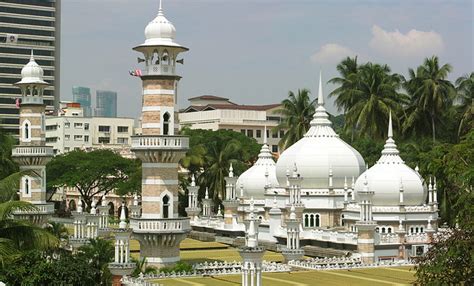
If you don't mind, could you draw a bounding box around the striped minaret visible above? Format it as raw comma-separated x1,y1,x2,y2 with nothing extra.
11,51,54,223
129,1,190,268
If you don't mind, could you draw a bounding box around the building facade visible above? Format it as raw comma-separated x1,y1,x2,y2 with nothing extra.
0,0,60,134
72,86,92,117
179,95,284,153
95,90,117,118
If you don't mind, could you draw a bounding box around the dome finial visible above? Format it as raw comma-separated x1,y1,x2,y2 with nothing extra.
119,202,127,229
191,173,196,186
229,163,234,177
205,187,209,199
30,49,35,62
158,0,164,15
388,110,393,138
318,70,324,106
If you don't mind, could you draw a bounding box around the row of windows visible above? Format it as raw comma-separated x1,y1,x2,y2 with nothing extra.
0,88,53,96
0,77,55,85
0,26,55,37
0,47,55,57
240,128,285,139
0,67,54,76
0,57,54,66
1,6,55,17
98,125,129,133
2,0,55,8
0,16,55,27
303,213,321,228
97,137,129,144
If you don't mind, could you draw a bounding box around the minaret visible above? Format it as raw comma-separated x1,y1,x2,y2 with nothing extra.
223,164,239,229
202,187,214,218
185,174,201,221
130,1,190,268
282,205,305,262
11,51,54,224
239,198,265,286
109,204,135,286
286,163,304,217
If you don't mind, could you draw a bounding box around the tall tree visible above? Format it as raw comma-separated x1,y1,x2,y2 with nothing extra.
47,149,141,210
274,89,315,150
0,132,18,180
403,56,455,142
343,63,407,139
455,72,473,137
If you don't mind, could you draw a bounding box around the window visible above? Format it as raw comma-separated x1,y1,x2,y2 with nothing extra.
23,121,30,140
117,138,128,144
247,129,254,137
98,125,110,132
266,129,270,139
64,147,70,152
272,131,278,138
117,126,129,133
65,122,70,128
272,145,278,153
162,195,170,218
46,137,57,143
256,130,262,138
163,113,170,135
98,137,110,144
84,136,89,142
46,125,57,131
84,123,89,130
74,123,83,128
303,213,321,228
24,177,29,195
74,135,82,141
279,130,285,138
65,135,70,140
241,129,246,134
72,113,79,116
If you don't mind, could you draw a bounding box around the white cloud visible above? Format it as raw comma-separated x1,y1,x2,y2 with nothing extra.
310,43,357,64
369,25,444,58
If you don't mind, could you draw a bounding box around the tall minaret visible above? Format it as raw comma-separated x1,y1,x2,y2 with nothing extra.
130,1,190,268
11,51,54,223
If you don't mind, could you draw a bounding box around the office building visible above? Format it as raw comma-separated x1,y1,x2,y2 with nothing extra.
72,86,92,117
0,0,61,134
95,90,117,117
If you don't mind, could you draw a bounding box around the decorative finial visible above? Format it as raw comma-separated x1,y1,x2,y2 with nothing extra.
415,165,419,173
433,177,437,190
290,204,296,220
158,0,163,15
318,70,324,106
133,193,139,206
191,174,196,187
363,174,369,192
205,187,209,199
429,176,433,191
273,196,277,208
399,178,404,191
77,198,83,213
344,176,348,189
101,198,106,207
286,166,290,177
263,126,267,145
388,110,393,138
292,163,298,177
217,205,222,217
90,199,96,214
30,50,35,61
351,176,355,189
229,163,234,177
119,202,127,229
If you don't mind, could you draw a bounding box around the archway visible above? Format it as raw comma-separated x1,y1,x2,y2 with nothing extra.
108,202,115,216
69,200,76,211
117,204,129,219
162,195,170,218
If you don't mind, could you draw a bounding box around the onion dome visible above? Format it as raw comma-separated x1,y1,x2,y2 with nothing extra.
355,112,426,205
142,1,181,47
275,72,365,189
15,51,48,86
236,127,278,199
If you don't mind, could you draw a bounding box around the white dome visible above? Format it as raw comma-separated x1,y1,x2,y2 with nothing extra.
16,51,48,85
355,113,426,206
237,140,278,199
144,5,177,45
275,74,365,189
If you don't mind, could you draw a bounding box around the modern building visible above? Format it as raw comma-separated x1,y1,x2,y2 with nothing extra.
179,95,284,153
95,90,117,118
72,86,92,117
0,0,61,134
45,103,135,155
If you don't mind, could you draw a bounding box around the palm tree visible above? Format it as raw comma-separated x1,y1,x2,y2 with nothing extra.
131,257,157,277
77,238,114,285
403,56,455,142
0,131,17,180
344,63,407,139
455,72,473,137
0,201,58,265
274,89,315,150
46,221,68,240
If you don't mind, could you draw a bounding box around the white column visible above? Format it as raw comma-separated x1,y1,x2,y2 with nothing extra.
115,240,119,263
256,265,262,286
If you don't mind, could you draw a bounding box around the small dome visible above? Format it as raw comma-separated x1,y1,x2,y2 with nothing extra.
144,5,176,45
355,112,426,205
275,73,365,188
237,134,278,199
16,51,48,85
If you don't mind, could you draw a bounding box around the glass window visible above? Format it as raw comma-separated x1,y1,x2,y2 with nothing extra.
117,138,128,144
272,131,278,138
256,130,262,138
98,125,110,132
98,137,110,144
247,129,253,137
65,135,70,140
84,123,89,130
84,136,89,142
74,135,82,141
240,129,245,134
117,126,129,133
65,122,70,128
74,123,83,128
279,130,285,138
272,145,278,153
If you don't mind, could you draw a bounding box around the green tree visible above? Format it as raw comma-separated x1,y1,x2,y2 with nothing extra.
455,72,473,137
0,132,18,180
47,149,141,210
403,56,455,142
77,238,114,285
46,221,68,240
131,257,157,277
274,89,315,150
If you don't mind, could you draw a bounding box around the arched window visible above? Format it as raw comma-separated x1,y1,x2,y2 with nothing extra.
315,214,320,227
415,227,419,233
69,200,76,211
304,214,309,227
388,227,392,233
24,177,29,195
309,214,314,227
381,227,386,234
341,214,345,226
420,227,424,233
153,49,159,65
163,112,170,135
162,50,169,65
108,202,115,216
23,121,30,140
162,195,170,218
410,227,414,234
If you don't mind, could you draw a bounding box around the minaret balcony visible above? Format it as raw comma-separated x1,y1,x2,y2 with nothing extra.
142,64,176,76
130,217,190,234
131,135,188,151
12,146,54,157
21,96,44,105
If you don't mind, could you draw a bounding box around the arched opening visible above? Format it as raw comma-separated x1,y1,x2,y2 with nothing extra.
153,49,159,65
388,227,392,233
163,112,170,135
420,227,424,233
410,227,414,234
162,195,170,218
315,214,320,227
309,214,315,227
69,200,76,211
304,214,309,227
162,50,169,65
24,121,30,140
108,202,115,216
381,227,386,234
341,214,345,226
24,177,29,195
415,227,419,233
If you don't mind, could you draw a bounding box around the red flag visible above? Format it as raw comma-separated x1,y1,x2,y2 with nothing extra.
15,98,20,108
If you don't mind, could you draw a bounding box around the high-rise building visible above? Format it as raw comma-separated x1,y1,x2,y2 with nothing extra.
0,0,61,134
95,90,117,117
72,86,92,117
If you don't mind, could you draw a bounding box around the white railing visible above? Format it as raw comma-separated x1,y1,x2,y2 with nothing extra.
130,217,191,233
405,233,428,243
131,136,189,149
12,146,54,156
404,206,432,212
13,203,54,214
301,228,358,245
143,64,176,76
376,233,399,244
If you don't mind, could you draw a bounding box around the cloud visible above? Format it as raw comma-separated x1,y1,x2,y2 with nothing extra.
369,25,444,58
310,43,357,64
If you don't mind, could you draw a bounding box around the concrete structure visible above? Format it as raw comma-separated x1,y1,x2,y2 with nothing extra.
95,90,117,117
0,0,60,134
129,1,191,268
72,86,92,117
11,51,54,223
190,72,439,263
179,96,284,153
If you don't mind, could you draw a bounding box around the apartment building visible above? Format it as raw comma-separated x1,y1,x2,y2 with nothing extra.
178,95,285,153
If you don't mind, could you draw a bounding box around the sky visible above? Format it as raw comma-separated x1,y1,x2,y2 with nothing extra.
60,0,473,118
